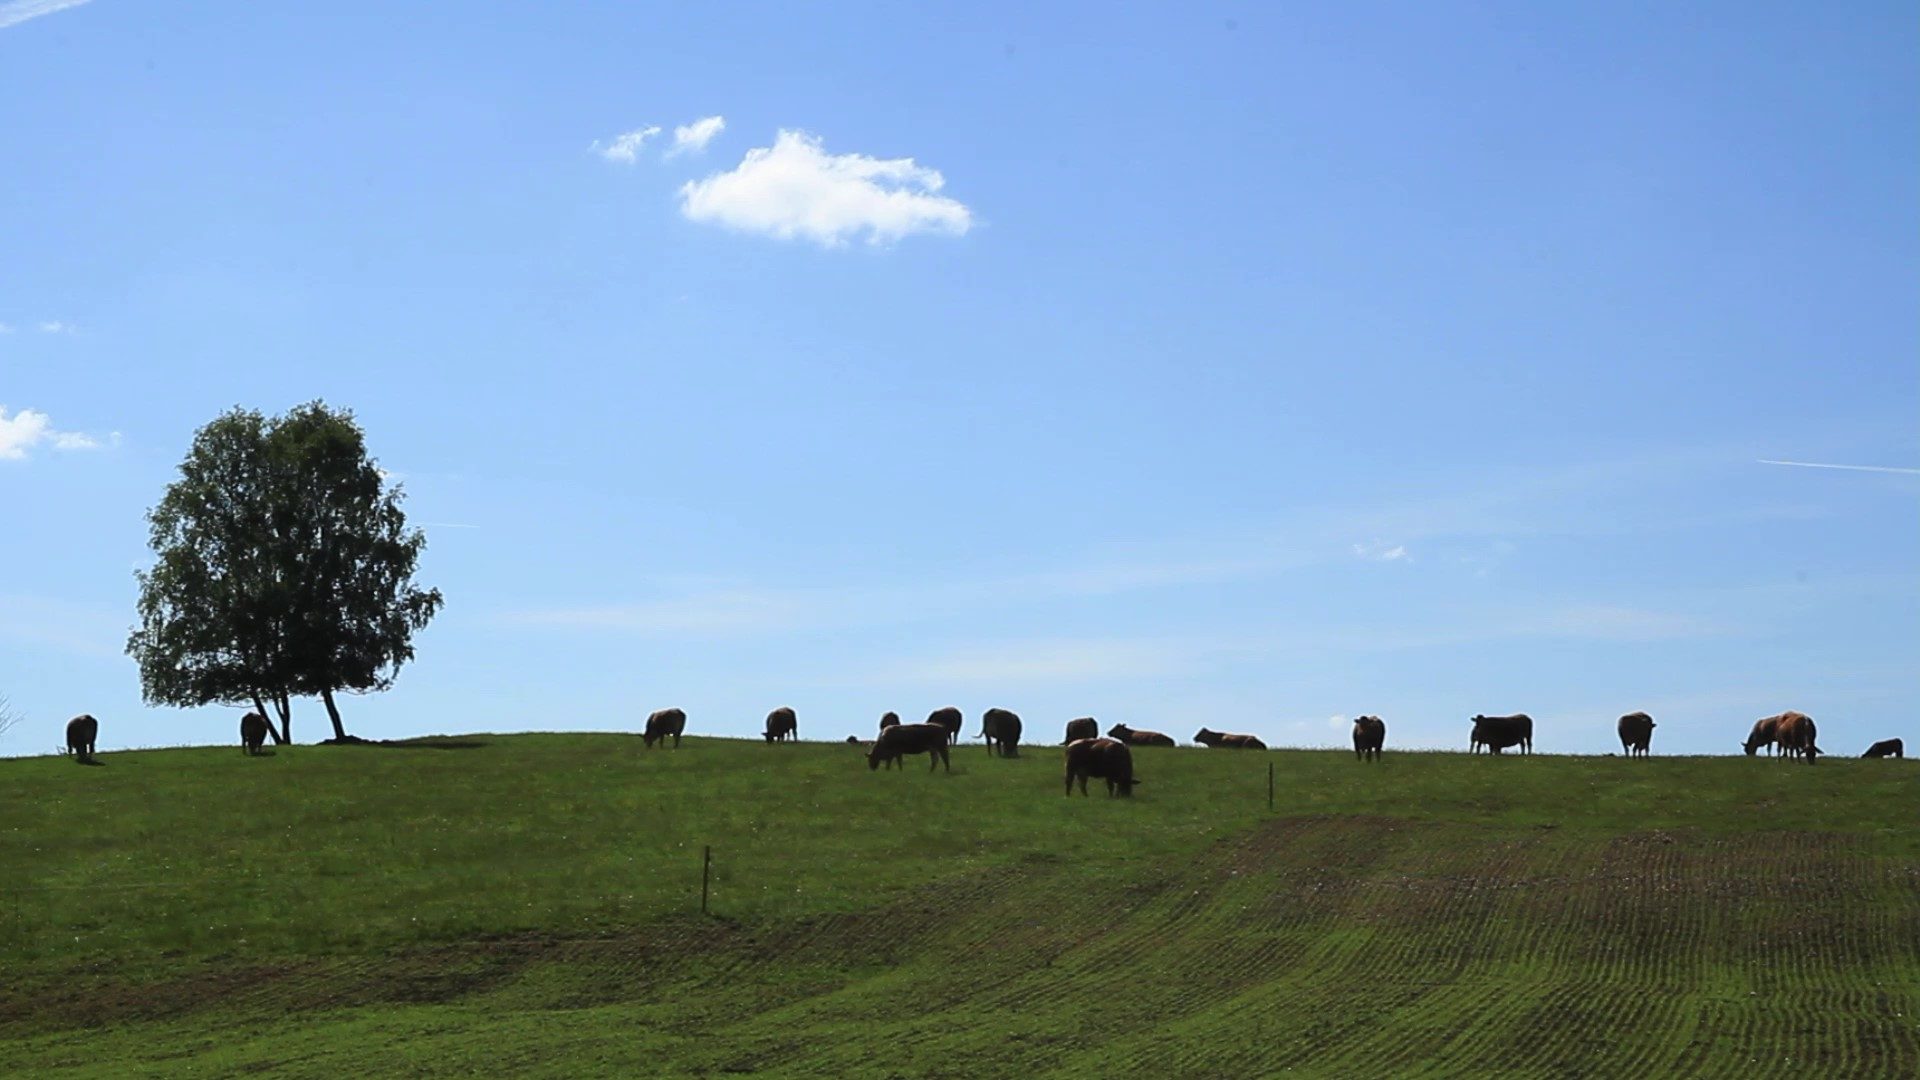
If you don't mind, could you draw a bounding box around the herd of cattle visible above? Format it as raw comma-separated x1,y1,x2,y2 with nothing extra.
52,708,1907,788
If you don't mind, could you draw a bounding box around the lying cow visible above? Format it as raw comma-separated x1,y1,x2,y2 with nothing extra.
868,723,951,773
241,711,271,756
764,706,798,744
64,715,98,763
1617,711,1655,757
1775,711,1819,764
1470,713,1533,755
1863,738,1905,759
1107,723,1175,748
644,707,687,749
980,707,1023,757
1064,717,1098,745
926,706,963,745
1193,728,1265,750
1065,737,1138,797
1352,716,1386,762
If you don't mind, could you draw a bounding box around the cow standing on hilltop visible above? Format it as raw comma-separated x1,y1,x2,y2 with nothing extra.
1063,717,1099,745
1617,712,1656,757
1107,723,1175,748
1065,738,1138,796
644,707,687,750
980,708,1023,757
64,715,98,763
1352,716,1386,762
1742,714,1783,756
1193,728,1265,750
868,723,951,773
1775,712,1819,764
926,706,963,745
764,707,798,744
1863,739,1904,759
241,711,271,756
1470,714,1533,755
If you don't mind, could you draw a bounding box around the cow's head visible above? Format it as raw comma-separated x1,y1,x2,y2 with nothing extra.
1193,728,1214,742
1107,724,1132,739
1742,741,1758,755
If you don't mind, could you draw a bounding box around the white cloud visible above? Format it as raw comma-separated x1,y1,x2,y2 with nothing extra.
594,125,662,164
678,129,973,247
859,639,1194,686
668,115,725,156
0,322,13,333
0,0,90,31
1353,540,1410,562
0,407,109,460
37,321,72,334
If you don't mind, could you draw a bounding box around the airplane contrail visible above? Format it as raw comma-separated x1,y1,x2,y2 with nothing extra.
0,0,93,31
1758,460,1920,476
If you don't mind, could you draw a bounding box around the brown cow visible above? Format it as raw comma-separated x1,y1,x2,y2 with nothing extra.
879,711,901,732
64,715,98,763
868,723,950,773
980,708,1023,757
1064,717,1098,745
1193,728,1266,750
763,706,798,744
1065,737,1138,796
926,706,963,744
1863,739,1905,759
1470,714,1533,755
1775,711,1819,764
240,711,271,755
1107,723,1175,748
1352,716,1386,762
1617,711,1655,758
1742,714,1783,756
644,707,687,749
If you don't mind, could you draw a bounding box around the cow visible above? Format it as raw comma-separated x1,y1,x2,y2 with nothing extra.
1352,716,1386,762
1193,728,1266,750
1617,711,1656,758
844,735,862,745
1863,739,1905,759
879,711,902,732
240,711,271,756
1064,717,1099,745
980,708,1023,757
644,707,687,750
868,723,950,773
926,706,963,745
1742,714,1783,756
1065,737,1138,797
1107,723,1176,748
64,715,98,763
1775,711,1819,764
763,706,798,744
1470,714,1533,755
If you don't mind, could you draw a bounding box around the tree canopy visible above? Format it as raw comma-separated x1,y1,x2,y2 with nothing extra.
128,402,442,742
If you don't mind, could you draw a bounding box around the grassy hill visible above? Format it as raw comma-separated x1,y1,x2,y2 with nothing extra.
2,734,1916,1077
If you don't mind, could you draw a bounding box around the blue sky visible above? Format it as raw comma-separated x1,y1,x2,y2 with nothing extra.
2,1,1915,757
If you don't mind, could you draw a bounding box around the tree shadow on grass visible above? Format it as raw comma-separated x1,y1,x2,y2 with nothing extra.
316,735,488,751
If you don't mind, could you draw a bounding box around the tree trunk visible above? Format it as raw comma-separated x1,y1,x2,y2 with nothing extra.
251,692,289,745
321,687,348,741
274,693,293,745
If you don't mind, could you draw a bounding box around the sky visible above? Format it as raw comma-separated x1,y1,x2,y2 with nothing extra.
2,1,1915,758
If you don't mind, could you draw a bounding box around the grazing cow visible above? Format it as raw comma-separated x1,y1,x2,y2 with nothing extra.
240,711,271,756
1775,711,1819,764
868,723,951,773
879,711,901,732
64,715,98,763
980,708,1023,757
1863,739,1905,759
1064,737,1138,797
763,706,798,744
1106,723,1176,748
844,735,861,745
926,706,963,745
1470,714,1533,755
1742,714,1784,757
1193,728,1266,750
1352,716,1386,762
1064,717,1099,745
644,707,687,750
1617,711,1656,758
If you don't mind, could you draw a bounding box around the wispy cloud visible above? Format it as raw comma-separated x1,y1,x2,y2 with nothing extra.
0,322,13,334
0,0,90,31
679,129,972,247
37,321,72,334
1758,459,1920,476
509,589,814,636
1352,540,1410,562
593,125,662,164
851,639,1197,686
667,115,725,156
0,594,123,657
0,407,111,460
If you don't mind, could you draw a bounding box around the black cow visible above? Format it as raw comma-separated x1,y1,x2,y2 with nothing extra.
1107,723,1175,748
1617,711,1655,757
869,723,951,773
1064,717,1099,745
64,715,98,763
926,706,963,745
644,707,687,749
1065,738,1138,797
1193,728,1266,750
240,711,271,755
1470,713,1533,755
1352,716,1386,762
879,711,902,732
980,708,1023,757
1863,739,1905,759
764,706,798,744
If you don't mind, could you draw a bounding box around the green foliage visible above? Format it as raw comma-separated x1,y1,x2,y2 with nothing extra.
2,739,1916,1076
126,402,442,738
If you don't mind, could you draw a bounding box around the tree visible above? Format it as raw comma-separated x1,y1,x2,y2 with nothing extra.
0,694,21,742
128,402,442,742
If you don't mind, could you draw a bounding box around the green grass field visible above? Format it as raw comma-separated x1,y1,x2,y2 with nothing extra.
3,734,1916,1077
